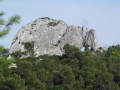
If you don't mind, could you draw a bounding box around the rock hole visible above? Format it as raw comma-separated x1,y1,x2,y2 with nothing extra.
81,47,85,51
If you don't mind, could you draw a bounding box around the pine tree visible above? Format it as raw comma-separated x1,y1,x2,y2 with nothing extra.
0,1,21,89
0,12,20,38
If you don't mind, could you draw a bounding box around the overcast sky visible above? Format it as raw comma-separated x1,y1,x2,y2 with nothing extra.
0,0,120,48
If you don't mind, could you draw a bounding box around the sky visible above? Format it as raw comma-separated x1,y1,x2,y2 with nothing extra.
0,0,120,48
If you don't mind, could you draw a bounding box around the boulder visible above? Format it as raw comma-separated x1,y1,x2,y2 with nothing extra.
9,17,98,56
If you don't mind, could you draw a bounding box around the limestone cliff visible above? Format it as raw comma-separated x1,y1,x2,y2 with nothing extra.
9,17,98,56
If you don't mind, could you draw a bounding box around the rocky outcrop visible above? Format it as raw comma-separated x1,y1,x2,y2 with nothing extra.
9,17,98,56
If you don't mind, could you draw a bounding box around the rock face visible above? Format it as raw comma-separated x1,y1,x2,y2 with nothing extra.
9,17,98,56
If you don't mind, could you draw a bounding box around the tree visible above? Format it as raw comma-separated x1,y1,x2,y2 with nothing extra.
0,0,20,56
0,0,20,53
23,42,35,57
0,12,20,38
0,1,21,89
106,45,120,87
0,11,20,55
4,74,27,90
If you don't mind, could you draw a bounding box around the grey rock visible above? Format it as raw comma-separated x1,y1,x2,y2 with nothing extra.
9,17,98,56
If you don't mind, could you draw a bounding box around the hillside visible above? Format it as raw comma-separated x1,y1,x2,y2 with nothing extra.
0,44,120,90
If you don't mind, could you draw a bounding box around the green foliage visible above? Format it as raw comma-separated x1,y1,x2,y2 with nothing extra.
0,47,9,58
0,3,119,89
0,45,4,53
2,44,119,90
0,1,21,89
105,45,120,87
0,11,20,38
6,15,20,26
0,57,16,89
11,51,24,58
23,42,35,57
1,41,120,90
4,74,27,90
0,28,9,38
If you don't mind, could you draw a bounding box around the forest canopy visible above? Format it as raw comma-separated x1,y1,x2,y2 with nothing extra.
0,43,120,90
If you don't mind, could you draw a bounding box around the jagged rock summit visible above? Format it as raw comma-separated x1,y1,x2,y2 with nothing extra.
9,17,98,56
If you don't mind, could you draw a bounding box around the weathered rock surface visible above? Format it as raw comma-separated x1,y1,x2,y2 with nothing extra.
9,17,98,56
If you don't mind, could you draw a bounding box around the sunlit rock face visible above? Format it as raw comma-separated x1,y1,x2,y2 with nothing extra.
9,17,98,56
